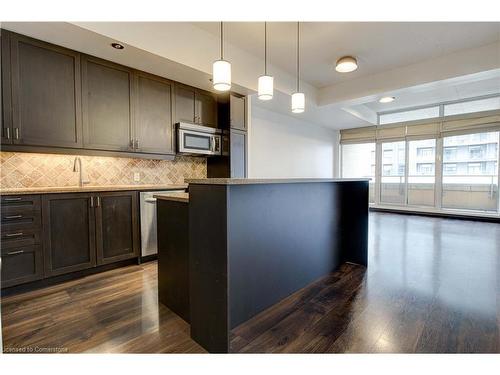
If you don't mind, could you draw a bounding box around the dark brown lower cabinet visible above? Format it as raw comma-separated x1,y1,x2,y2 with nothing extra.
2,191,139,288
95,191,139,265
42,193,97,277
1,245,43,288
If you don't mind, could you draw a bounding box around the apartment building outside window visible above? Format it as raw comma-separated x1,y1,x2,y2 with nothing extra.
442,131,499,212
341,96,500,216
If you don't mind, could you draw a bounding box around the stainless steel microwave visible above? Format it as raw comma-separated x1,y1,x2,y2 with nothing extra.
176,122,222,156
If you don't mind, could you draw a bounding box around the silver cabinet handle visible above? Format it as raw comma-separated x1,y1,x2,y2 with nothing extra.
14,128,20,140
144,198,157,203
3,197,22,202
96,196,101,207
134,139,139,149
90,196,94,207
4,215,23,220
6,250,25,256
5,127,11,139
4,232,24,238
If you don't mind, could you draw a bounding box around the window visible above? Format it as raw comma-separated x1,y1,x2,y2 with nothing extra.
383,149,393,162
417,163,434,175
408,139,436,206
443,163,457,174
444,96,500,116
417,147,434,158
379,106,440,125
383,164,392,175
341,143,376,203
380,141,406,205
443,147,458,161
442,131,499,212
467,162,482,174
469,145,484,159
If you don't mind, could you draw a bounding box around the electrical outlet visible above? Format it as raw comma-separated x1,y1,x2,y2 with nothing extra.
133,172,140,182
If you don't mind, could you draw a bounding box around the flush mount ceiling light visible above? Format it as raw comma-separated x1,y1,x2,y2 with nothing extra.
258,22,274,101
379,96,396,103
111,43,124,50
335,56,358,73
212,22,231,92
291,22,305,114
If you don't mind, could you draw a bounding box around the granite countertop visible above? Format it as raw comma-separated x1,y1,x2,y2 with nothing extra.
0,184,188,196
154,192,189,203
185,178,371,185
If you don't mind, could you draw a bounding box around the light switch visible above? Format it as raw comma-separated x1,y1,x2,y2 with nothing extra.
133,172,140,182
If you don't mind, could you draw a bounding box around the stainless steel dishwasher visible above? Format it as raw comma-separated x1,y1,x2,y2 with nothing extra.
140,190,185,257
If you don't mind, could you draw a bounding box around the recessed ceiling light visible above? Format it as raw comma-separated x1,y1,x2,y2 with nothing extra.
379,96,396,103
111,43,124,50
335,56,358,73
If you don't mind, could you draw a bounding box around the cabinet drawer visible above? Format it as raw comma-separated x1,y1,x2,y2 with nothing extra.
1,195,41,213
1,210,41,230
1,227,41,250
1,245,43,288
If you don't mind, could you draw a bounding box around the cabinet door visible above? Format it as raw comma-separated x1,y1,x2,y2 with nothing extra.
230,94,246,131
82,56,133,151
196,91,217,128
174,84,196,124
135,73,174,154
9,33,82,147
95,192,138,265
230,130,246,178
1,245,43,288
1,29,12,145
42,193,96,277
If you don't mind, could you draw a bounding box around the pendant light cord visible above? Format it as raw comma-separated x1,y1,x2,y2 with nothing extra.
264,22,267,75
220,21,224,60
296,22,300,92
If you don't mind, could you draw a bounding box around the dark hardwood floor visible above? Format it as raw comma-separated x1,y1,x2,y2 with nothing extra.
1,262,205,353
2,212,499,353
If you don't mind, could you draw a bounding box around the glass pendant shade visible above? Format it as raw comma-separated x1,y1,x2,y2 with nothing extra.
212,59,231,92
291,92,305,113
258,75,274,100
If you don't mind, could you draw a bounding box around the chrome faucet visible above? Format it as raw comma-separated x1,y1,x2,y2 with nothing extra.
73,157,89,187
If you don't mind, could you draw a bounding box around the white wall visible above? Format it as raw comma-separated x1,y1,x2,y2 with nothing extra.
248,103,339,179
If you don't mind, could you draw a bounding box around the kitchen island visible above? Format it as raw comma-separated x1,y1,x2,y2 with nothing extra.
157,178,369,353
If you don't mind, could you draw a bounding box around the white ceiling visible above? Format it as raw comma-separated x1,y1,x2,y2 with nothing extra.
193,22,500,88
2,21,499,131
363,71,500,113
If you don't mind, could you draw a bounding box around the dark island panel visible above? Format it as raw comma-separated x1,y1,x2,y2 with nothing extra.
188,184,230,353
339,181,369,267
156,199,190,323
227,182,345,328
187,179,369,353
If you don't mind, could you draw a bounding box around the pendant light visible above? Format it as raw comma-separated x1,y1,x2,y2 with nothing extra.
291,22,305,113
213,22,231,92
258,22,274,101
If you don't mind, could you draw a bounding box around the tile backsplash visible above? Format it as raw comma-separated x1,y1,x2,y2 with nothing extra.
0,152,206,189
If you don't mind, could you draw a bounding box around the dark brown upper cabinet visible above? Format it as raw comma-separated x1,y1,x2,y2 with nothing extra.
134,72,174,155
196,91,217,127
6,32,82,148
175,84,196,124
230,94,246,131
95,191,139,265
175,83,217,128
1,30,7,144
230,129,247,178
82,56,134,152
42,193,97,277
